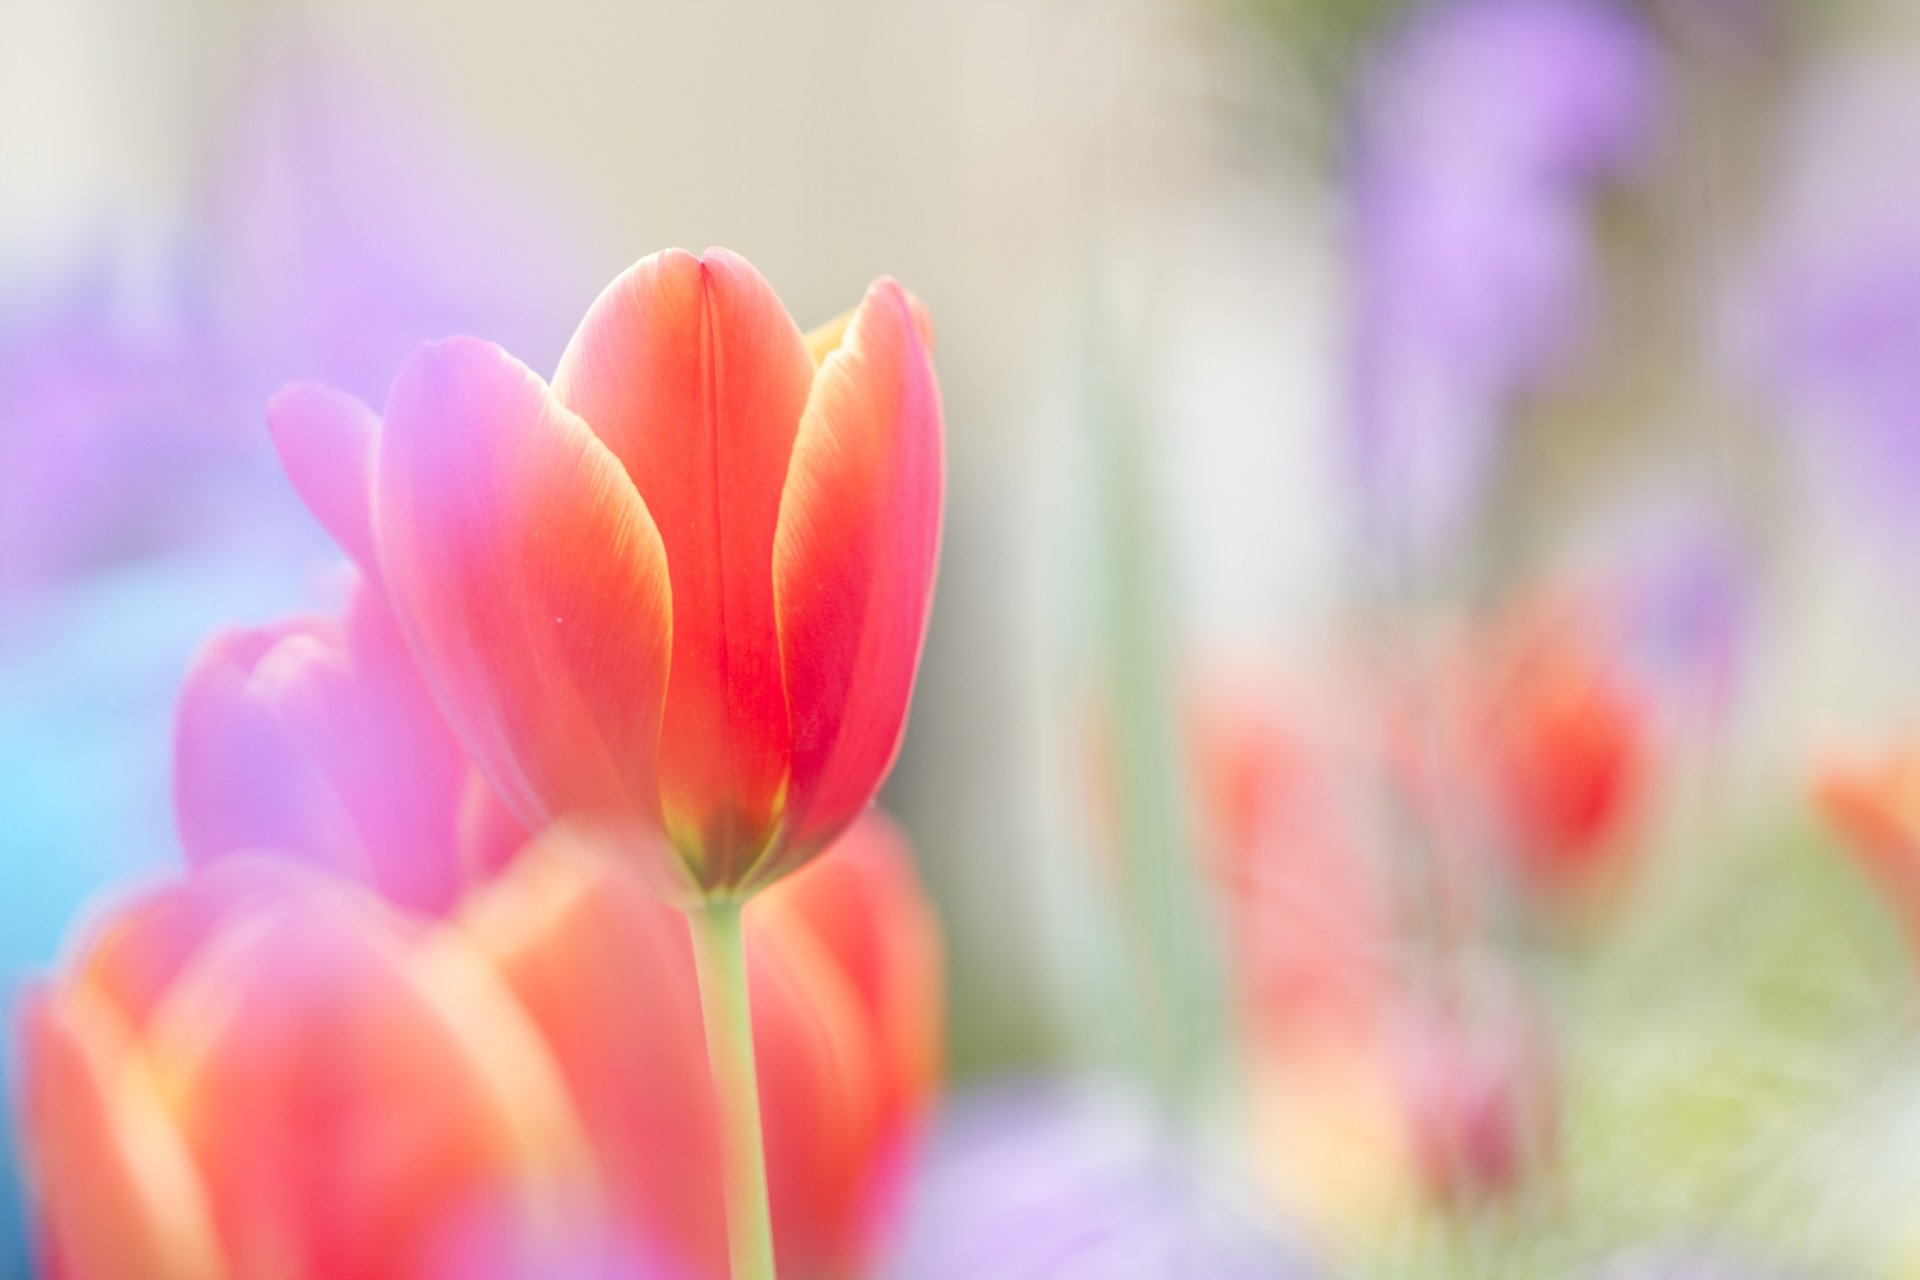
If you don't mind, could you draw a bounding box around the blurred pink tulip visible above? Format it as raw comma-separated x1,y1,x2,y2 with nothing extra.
173,578,522,914
17,860,594,1280
269,248,943,901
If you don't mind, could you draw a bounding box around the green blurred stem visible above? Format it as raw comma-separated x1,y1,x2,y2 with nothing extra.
689,897,778,1280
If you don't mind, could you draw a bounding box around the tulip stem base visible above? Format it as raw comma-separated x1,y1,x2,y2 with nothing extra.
689,897,779,1280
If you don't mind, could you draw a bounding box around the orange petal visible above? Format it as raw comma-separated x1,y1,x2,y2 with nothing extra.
552,249,817,880
756,812,943,1130
17,988,226,1280
373,337,673,843
745,907,883,1280
771,279,944,874
1818,745,1920,946
142,874,587,1280
459,835,729,1278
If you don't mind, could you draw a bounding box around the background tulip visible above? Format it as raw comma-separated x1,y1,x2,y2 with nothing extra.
17,860,593,1280
458,811,942,1280
172,578,521,915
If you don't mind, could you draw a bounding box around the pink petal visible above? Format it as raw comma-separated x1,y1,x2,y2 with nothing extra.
372,337,673,848
266,383,382,576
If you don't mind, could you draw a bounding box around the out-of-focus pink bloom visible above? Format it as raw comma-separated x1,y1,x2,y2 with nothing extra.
460,812,943,1280
1390,974,1557,1206
273,248,944,900
1350,0,1658,552
172,577,522,915
1190,677,1561,1228
17,860,596,1280
172,375,531,913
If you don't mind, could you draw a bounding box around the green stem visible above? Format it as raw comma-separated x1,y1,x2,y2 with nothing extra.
688,897,778,1280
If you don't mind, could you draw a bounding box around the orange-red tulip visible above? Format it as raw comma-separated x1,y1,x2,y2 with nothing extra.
17,861,593,1280
460,811,942,1280
271,248,943,900
1816,740,1920,959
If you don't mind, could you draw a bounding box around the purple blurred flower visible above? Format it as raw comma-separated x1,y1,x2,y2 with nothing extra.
1564,496,1754,740
1349,0,1659,555
1740,64,1920,549
878,1084,1328,1280
0,51,598,599
0,265,270,596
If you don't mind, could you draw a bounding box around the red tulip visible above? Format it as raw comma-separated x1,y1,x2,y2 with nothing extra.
459,811,942,1280
1388,598,1651,907
270,248,943,900
17,861,594,1280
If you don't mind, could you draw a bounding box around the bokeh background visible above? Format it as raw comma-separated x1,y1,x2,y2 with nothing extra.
11,0,1920,1276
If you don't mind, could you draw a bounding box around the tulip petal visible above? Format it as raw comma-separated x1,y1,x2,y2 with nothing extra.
174,619,371,887
757,813,943,1129
771,279,943,870
267,383,382,576
142,877,587,1280
172,583,478,914
553,249,816,876
18,988,226,1280
461,837,729,1279
373,337,673,840
746,907,884,1280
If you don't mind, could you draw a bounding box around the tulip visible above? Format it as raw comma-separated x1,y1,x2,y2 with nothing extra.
1815,740,1920,959
17,859,595,1280
458,811,943,1280
1190,678,1559,1229
269,248,943,902
1385,598,1652,909
172,577,524,915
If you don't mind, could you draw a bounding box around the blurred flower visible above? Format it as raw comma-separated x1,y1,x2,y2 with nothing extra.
18,813,941,1280
1740,64,1920,548
1391,596,1654,908
17,859,595,1280
460,812,943,1280
877,1084,1326,1280
172,576,523,916
1349,0,1658,553
1814,738,1920,957
275,247,943,901
1389,971,1557,1206
0,267,274,598
1190,679,1560,1228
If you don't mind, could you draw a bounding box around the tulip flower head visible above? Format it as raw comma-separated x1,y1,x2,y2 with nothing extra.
271,248,942,902
17,859,594,1280
173,577,524,915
